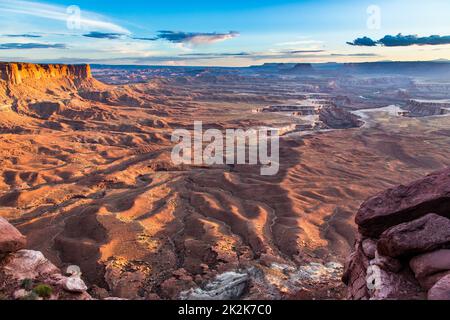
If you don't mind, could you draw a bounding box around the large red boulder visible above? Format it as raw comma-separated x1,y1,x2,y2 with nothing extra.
428,274,450,300
417,270,450,291
0,217,26,254
344,168,450,300
410,249,450,279
378,213,450,258
356,168,450,237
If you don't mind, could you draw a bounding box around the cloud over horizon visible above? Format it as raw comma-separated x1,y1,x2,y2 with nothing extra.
83,32,125,40
346,36,377,47
0,43,66,50
2,33,42,38
107,50,379,64
348,34,450,47
81,30,238,46
155,31,239,45
83,31,158,41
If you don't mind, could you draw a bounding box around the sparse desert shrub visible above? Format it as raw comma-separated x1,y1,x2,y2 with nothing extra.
21,278,34,291
33,284,53,299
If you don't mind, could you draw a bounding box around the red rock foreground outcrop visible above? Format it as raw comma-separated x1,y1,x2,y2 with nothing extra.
0,62,91,85
0,217,92,300
343,168,450,300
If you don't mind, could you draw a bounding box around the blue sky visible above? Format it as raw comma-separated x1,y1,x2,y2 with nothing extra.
0,0,449,66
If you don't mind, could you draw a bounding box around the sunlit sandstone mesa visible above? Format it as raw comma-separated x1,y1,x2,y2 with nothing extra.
171,121,280,175
0,62,92,85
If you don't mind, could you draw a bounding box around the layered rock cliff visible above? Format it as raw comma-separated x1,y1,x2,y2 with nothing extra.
405,99,450,117
0,61,111,113
343,168,450,300
0,62,91,85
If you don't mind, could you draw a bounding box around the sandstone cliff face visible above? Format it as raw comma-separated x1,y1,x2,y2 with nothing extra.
0,62,91,85
319,105,364,129
343,168,450,300
405,99,450,117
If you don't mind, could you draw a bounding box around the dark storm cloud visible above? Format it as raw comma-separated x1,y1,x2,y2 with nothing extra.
0,43,66,50
156,31,239,44
346,36,377,47
347,34,450,47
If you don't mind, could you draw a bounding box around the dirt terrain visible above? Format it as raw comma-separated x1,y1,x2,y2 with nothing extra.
1,62,450,299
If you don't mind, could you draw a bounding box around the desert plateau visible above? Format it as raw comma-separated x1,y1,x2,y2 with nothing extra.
1,60,450,300
1,0,450,304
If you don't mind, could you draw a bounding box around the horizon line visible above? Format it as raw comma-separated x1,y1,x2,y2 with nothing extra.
1,59,449,68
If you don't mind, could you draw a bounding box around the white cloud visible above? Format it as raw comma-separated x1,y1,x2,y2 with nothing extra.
276,39,323,47
0,0,129,33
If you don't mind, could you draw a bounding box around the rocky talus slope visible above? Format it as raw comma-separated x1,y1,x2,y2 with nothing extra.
0,217,92,300
343,167,450,300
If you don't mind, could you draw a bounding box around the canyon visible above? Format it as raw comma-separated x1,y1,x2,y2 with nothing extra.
1,61,450,300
